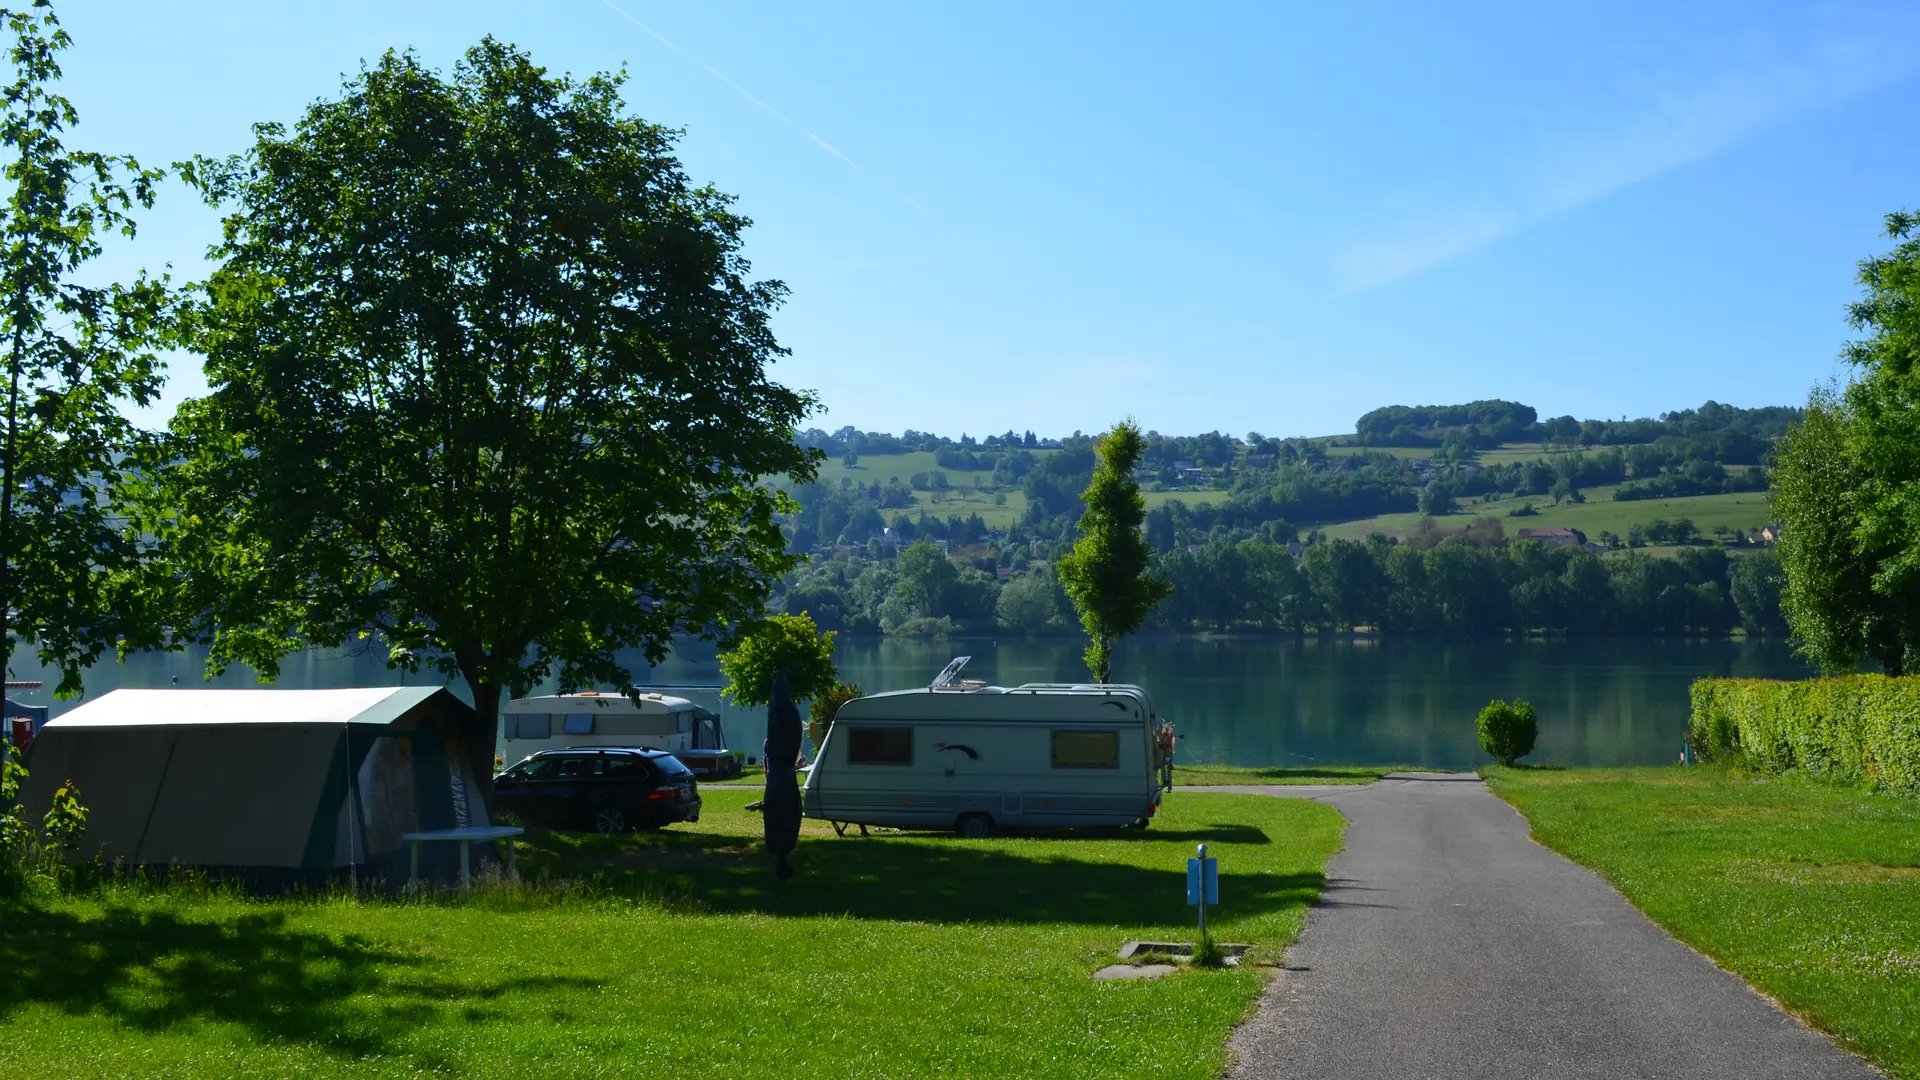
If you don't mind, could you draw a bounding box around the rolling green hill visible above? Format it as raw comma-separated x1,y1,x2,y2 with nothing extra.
789,440,1775,554
1321,489,1773,543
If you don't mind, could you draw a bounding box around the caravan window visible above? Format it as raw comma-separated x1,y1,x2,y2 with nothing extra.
847,727,913,765
562,713,594,735
511,714,552,740
1051,731,1119,769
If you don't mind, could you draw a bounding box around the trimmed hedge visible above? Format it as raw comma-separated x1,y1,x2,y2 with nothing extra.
1689,676,1920,792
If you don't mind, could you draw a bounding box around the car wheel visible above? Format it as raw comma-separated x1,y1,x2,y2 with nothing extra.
1130,817,1151,830
956,813,994,839
594,806,628,834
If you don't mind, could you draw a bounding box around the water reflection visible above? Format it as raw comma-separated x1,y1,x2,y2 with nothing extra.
11,635,1814,771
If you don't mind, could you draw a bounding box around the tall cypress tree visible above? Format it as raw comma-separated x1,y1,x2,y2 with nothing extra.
1058,420,1171,683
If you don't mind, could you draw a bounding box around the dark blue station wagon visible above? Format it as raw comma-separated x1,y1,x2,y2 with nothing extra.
494,748,702,834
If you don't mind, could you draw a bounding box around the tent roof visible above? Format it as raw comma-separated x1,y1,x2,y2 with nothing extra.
44,686,457,729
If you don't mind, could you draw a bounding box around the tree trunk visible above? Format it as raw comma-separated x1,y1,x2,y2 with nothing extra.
464,675,502,808
0,324,24,680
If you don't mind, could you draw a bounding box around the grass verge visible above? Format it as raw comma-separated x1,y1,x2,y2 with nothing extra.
1172,764,1396,785
0,788,1341,1079
1484,764,1920,1078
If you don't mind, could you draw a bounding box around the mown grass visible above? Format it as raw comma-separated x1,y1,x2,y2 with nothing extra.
1172,764,1396,785
0,788,1342,1079
1485,764,1920,1078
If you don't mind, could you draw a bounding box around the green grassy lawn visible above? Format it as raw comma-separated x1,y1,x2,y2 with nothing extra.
1173,764,1396,785
0,788,1343,1080
1321,490,1774,546
1485,765,1920,1078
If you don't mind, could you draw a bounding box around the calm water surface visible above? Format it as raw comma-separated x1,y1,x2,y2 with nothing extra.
12,635,1813,770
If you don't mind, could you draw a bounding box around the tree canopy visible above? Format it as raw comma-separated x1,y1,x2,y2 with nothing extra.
718,612,839,710
143,40,818,795
1774,211,1920,674
0,1,170,695
1057,420,1170,682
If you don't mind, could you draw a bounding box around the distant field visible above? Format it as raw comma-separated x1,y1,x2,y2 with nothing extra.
792,446,1772,548
1321,490,1773,545
1321,441,1595,466
813,449,999,490
1321,444,1429,459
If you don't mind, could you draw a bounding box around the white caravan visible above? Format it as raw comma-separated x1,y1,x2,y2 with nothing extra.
499,692,740,778
802,658,1173,837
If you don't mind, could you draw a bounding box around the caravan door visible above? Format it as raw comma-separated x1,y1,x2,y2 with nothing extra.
933,728,993,825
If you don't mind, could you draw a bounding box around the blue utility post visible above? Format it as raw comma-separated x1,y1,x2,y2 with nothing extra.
1187,842,1219,938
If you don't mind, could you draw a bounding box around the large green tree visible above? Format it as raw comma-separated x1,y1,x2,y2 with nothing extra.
1774,212,1920,674
0,2,170,695
144,41,819,797
1058,420,1171,682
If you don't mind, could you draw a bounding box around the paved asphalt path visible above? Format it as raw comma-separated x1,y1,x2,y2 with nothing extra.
1200,773,1877,1080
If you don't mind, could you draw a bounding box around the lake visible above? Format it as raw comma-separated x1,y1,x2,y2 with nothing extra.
9,635,1815,771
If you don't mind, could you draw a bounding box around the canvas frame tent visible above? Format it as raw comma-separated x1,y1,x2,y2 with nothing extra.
18,686,492,889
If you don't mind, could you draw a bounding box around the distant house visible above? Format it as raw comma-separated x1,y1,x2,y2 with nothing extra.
1756,525,1781,545
1584,542,1608,554
995,567,1014,581
1178,467,1207,484
1172,460,1196,471
1286,541,1307,559
1244,453,1276,467
1516,527,1585,547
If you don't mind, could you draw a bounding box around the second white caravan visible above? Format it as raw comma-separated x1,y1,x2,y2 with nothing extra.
803,660,1172,837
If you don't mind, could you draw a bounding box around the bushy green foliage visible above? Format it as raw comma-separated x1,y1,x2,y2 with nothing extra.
718,612,838,708
1476,699,1537,766
1,753,90,897
1688,676,1920,791
805,680,863,748
1771,212,1920,675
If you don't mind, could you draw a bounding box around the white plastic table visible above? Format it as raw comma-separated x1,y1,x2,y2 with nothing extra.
402,825,525,898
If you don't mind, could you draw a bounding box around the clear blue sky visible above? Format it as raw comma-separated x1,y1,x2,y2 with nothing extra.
64,1,1920,439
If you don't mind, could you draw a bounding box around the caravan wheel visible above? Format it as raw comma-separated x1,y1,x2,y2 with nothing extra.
594,806,628,834
956,813,995,839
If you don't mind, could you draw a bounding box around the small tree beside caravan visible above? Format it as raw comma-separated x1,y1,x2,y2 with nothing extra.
1058,421,1172,683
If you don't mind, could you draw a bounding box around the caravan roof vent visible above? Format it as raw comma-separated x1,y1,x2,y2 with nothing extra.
930,656,973,690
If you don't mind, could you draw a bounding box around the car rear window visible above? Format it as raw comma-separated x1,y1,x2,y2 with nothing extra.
651,754,693,778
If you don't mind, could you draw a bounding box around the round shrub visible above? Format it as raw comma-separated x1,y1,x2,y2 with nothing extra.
1477,698,1538,766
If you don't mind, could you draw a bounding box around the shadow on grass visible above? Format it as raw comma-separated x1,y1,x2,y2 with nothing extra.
0,904,597,1060
524,828,1323,926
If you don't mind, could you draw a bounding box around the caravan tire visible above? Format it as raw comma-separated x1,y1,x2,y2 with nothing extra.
956,813,995,839
594,806,629,834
